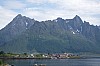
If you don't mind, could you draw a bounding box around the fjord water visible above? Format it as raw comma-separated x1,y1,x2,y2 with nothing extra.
6,58,100,66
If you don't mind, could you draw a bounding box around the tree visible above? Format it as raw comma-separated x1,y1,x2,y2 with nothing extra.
24,53,27,56
0,51,4,55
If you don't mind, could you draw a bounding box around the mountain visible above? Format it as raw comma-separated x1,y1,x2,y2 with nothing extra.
0,14,35,46
0,14,100,54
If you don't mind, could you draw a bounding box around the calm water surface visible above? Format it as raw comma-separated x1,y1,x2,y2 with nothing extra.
5,58,100,66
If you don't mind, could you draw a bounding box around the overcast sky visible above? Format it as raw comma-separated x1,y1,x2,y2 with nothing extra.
0,0,100,29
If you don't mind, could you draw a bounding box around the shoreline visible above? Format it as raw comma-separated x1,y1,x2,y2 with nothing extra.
0,57,51,60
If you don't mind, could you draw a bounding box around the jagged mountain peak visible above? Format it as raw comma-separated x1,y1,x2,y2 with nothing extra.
84,21,90,25
56,17,63,20
15,14,23,19
11,14,35,26
73,15,83,22
74,15,80,17
55,17,65,23
13,14,30,22
0,14,35,38
74,15,81,19
17,14,22,16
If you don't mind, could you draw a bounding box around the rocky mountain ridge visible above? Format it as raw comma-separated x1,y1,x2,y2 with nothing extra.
0,14,100,53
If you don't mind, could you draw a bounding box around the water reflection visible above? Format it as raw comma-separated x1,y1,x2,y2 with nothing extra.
5,58,100,66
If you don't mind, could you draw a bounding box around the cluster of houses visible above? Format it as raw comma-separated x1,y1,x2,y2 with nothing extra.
50,53,74,59
30,53,79,59
0,52,80,59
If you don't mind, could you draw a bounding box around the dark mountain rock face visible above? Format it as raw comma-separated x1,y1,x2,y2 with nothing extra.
2,14,35,35
0,14,35,46
0,14,100,53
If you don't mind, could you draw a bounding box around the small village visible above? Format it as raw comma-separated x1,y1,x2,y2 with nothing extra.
0,52,80,59
29,53,80,59
0,52,80,66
